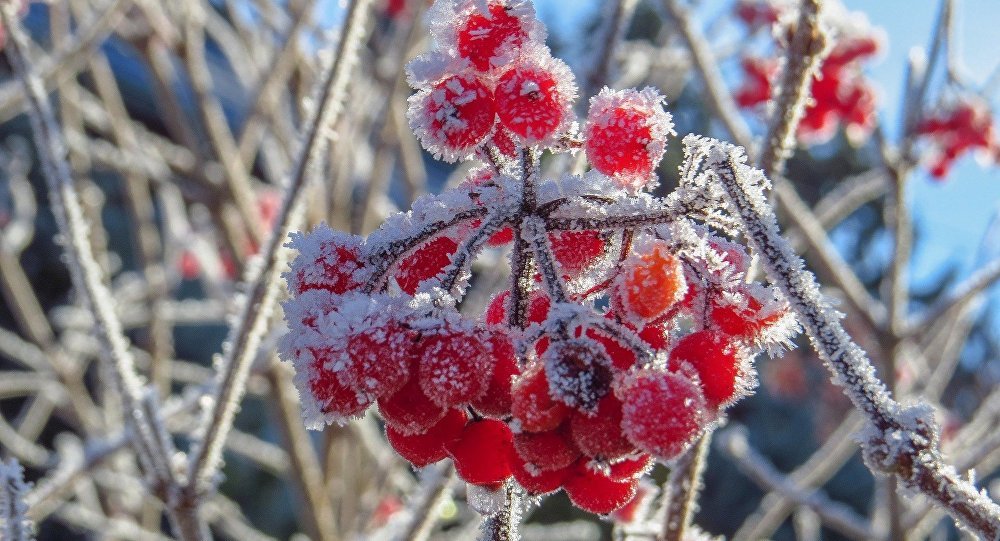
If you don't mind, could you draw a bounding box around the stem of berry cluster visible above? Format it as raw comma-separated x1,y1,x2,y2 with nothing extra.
660,433,711,541
478,484,522,541
714,151,1000,540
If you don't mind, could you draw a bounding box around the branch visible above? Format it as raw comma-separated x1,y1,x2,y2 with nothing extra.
709,142,1000,539
1,459,33,541
659,433,710,541
185,0,374,496
719,430,873,541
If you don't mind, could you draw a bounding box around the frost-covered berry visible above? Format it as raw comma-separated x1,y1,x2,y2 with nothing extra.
510,448,571,495
455,1,532,72
608,454,653,481
484,289,550,326
543,338,613,412
386,408,468,467
418,325,495,407
285,225,367,295
511,363,569,432
569,395,634,460
446,419,515,485
668,331,742,408
408,74,497,162
471,330,520,417
395,235,459,294
549,230,606,277
513,424,581,471
619,370,707,460
303,347,373,420
564,462,639,515
378,374,448,435
341,320,413,399
495,52,576,145
708,286,788,342
615,241,686,323
584,87,674,190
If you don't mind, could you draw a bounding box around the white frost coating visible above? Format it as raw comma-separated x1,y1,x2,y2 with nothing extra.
0,459,33,541
467,482,507,515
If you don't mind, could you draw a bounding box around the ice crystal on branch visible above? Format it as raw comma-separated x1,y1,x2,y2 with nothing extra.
280,0,801,520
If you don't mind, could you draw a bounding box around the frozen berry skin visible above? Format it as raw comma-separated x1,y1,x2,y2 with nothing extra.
608,454,653,481
305,347,372,419
407,74,497,162
341,321,413,399
616,241,686,323
569,395,634,461
495,53,576,145
511,364,569,432
455,2,529,72
386,408,469,467
543,338,614,412
446,419,515,485
378,374,447,436
395,235,459,294
510,448,571,495
564,462,639,515
513,424,580,471
471,330,520,417
619,370,707,460
418,327,494,408
484,289,550,326
668,331,740,408
286,225,367,295
549,230,606,276
709,288,787,341
584,87,674,190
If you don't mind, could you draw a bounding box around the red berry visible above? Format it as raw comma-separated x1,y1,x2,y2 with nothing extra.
608,454,653,481
668,331,741,408
513,424,580,471
342,321,413,399
511,364,569,432
418,326,494,408
548,230,606,277
709,288,786,340
619,370,707,460
564,462,639,515
543,338,613,412
378,374,447,435
447,419,515,485
456,2,530,72
616,241,686,323
471,330,521,417
484,289,550,326
287,226,366,295
408,74,497,162
569,395,634,461
305,347,372,419
495,55,576,144
395,236,459,294
510,448,571,495
610,482,651,523
386,408,469,467
584,88,673,189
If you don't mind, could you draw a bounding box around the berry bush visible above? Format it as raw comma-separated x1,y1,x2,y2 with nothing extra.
1,0,999,540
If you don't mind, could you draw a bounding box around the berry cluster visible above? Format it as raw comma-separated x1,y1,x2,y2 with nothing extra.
734,0,881,145
280,0,796,518
916,96,999,180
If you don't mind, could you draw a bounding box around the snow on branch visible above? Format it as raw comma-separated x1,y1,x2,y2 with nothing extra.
0,459,33,541
697,136,1000,539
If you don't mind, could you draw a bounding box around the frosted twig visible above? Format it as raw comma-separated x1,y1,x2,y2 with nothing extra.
478,484,522,541
185,0,374,496
719,430,873,540
905,258,1000,337
395,463,455,541
1,459,34,541
758,0,828,179
0,5,202,538
708,140,1000,539
660,433,710,541
0,0,129,122
733,413,865,541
